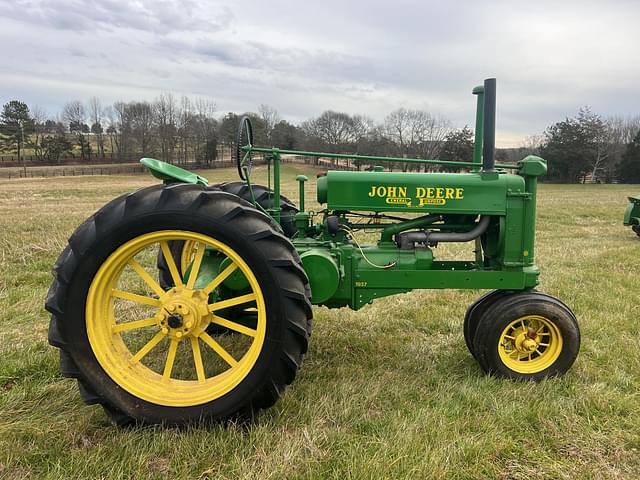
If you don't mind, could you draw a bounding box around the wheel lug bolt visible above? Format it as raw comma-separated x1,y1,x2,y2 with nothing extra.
186,321,193,328
161,327,169,334
176,331,183,338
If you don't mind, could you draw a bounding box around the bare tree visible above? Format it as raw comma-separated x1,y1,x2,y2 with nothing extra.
385,108,450,171
413,112,451,170
176,96,193,164
259,104,280,144
605,115,640,181
103,105,116,157
384,108,412,163
302,111,358,147
578,108,609,182
128,102,155,156
193,98,217,162
63,100,90,160
89,97,105,158
112,101,133,158
29,105,48,161
154,93,178,162
521,134,544,155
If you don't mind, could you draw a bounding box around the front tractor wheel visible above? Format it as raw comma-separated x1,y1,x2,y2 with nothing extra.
46,184,312,425
463,289,512,359
472,292,580,380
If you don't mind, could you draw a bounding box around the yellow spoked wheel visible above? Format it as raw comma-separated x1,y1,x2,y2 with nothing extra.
471,291,580,380
497,315,562,374
87,231,266,407
46,184,311,425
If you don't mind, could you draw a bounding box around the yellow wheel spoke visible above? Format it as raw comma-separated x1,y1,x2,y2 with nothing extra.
190,337,206,383
131,331,165,363
503,334,515,340
535,348,543,356
112,289,160,307
186,242,206,290
209,293,257,313
160,241,183,287
112,317,157,333
162,338,179,381
211,315,257,337
520,319,527,331
538,332,550,336
539,342,549,347
202,261,239,295
508,349,519,358
128,258,166,298
199,332,239,367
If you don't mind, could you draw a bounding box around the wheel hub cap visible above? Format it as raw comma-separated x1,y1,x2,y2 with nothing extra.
158,287,211,339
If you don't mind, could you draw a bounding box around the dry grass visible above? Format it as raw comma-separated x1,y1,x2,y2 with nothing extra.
0,166,639,479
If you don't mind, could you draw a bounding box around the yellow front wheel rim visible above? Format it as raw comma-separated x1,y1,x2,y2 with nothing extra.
86,230,267,407
498,315,563,374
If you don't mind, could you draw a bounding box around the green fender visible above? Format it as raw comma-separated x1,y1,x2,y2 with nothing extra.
140,158,208,186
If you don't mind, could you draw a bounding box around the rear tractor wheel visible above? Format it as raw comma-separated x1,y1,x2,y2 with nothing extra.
472,291,580,380
46,184,312,425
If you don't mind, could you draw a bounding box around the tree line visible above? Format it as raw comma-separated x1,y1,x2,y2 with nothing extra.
1,95,640,182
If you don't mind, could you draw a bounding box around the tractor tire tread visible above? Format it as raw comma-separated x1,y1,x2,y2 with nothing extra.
46,183,312,425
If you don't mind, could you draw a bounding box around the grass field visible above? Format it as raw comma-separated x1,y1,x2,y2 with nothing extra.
0,165,639,479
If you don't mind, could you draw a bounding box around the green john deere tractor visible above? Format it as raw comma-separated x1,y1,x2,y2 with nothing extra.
46,79,580,425
624,195,640,236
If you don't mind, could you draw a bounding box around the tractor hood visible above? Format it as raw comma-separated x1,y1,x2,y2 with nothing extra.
316,170,526,215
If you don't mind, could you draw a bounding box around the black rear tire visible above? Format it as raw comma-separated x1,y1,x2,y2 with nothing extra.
46,183,312,425
217,182,298,238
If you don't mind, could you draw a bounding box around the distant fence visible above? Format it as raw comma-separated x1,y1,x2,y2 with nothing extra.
0,164,146,179
0,161,237,180
0,154,360,180
0,145,236,168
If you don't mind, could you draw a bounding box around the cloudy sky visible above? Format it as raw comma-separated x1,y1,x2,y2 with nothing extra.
1,0,638,146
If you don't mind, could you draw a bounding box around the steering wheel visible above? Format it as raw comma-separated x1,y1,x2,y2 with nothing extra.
235,116,253,181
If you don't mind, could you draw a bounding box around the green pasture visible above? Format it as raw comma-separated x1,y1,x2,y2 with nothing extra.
0,165,638,479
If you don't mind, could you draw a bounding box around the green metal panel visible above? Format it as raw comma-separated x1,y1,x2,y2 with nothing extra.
300,249,340,303
623,196,640,226
318,171,524,215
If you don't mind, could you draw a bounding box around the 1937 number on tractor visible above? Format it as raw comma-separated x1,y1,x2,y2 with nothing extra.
46,79,580,425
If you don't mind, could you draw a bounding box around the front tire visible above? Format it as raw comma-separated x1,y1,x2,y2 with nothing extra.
472,291,580,380
46,184,312,425
463,289,512,359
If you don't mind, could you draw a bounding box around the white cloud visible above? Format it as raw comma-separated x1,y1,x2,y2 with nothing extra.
0,0,638,146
